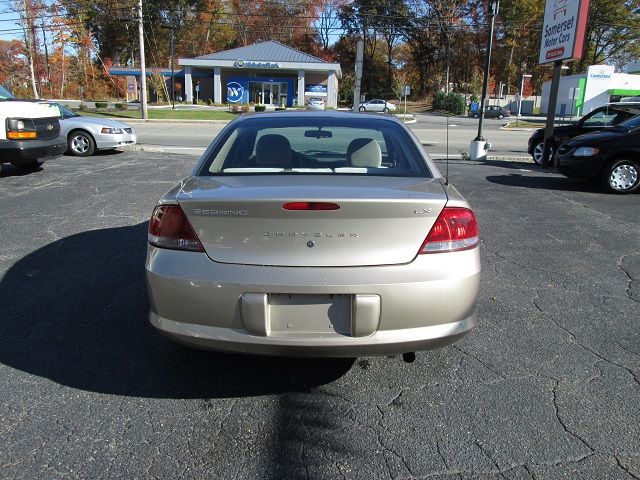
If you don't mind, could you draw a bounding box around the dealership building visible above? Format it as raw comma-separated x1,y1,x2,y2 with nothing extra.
178,41,342,107
541,64,640,115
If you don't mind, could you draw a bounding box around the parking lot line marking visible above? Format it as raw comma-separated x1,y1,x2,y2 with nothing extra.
545,233,564,243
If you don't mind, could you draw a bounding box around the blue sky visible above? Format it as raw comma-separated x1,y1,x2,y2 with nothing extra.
0,1,26,41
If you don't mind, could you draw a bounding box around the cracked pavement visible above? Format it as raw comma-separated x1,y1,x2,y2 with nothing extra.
1,152,639,479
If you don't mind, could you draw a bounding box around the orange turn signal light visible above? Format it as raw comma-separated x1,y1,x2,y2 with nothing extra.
7,130,37,140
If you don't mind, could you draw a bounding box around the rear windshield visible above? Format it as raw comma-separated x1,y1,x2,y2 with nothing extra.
199,116,431,177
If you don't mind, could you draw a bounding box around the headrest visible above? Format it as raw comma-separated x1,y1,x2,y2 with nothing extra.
347,138,382,168
255,134,292,167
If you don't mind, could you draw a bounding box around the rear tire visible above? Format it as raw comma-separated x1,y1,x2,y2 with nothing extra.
497,113,504,120
383,107,389,113
359,106,366,112
68,130,95,156
601,159,640,194
472,113,479,119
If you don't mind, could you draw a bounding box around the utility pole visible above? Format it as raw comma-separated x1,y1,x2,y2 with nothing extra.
40,22,50,89
161,23,176,109
17,0,39,98
137,0,148,119
353,37,364,111
170,27,175,109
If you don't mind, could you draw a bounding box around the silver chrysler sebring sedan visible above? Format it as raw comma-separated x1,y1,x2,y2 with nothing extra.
146,112,480,357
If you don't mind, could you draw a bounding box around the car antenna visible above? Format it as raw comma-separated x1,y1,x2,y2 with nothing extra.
445,110,450,185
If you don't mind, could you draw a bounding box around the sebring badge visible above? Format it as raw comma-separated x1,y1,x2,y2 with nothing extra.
193,209,248,216
265,232,358,238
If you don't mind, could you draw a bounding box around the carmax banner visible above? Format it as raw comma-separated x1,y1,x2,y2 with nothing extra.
539,0,590,64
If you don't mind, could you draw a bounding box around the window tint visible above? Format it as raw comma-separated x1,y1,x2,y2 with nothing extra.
619,114,640,130
0,85,14,99
583,111,618,127
201,116,430,177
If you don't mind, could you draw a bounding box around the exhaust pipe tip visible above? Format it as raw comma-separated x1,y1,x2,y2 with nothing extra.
402,352,416,363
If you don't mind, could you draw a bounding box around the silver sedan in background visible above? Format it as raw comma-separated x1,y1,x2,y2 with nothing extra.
145,112,480,357
358,99,397,113
40,102,136,156
306,97,326,111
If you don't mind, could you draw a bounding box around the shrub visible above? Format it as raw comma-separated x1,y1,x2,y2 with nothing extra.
94,101,108,109
79,102,89,112
275,106,286,111
206,98,213,106
231,103,239,113
444,93,466,115
241,103,250,113
432,92,465,115
432,91,447,111
114,103,127,110
254,105,266,112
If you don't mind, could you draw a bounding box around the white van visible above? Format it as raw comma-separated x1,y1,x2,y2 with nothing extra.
0,85,67,173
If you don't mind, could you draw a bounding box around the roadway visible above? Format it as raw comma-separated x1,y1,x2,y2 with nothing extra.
125,112,535,160
2,151,638,478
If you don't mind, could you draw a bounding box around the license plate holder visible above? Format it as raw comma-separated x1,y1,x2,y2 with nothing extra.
268,294,351,336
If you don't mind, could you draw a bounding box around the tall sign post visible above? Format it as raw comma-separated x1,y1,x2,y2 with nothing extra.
403,85,410,117
538,0,590,167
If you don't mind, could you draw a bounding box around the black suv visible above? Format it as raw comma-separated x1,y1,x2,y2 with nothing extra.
527,102,640,165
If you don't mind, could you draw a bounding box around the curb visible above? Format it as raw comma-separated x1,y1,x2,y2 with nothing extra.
122,144,205,155
119,118,231,125
125,144,534,164
500,126,537,132
431,155,533,163
486,155,533,163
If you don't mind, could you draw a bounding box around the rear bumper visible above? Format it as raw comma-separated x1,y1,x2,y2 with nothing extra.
150,312,474,357
145,246,481,357
0,137,66,165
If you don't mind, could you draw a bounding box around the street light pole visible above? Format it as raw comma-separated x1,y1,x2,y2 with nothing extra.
470,0,499,160
516,74,531,127
517,74,532,116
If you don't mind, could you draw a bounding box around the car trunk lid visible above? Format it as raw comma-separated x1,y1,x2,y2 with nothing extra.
178,175,448,267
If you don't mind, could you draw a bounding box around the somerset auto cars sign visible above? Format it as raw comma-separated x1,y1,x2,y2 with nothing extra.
539,0,589,64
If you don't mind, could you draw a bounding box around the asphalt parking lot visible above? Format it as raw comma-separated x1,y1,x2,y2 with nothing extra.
1,152,638,479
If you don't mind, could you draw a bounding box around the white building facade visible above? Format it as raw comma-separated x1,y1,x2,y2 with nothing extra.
178,41,342,108
541,64,640,115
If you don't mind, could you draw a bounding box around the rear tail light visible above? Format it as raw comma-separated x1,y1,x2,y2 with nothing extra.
148,205,204,252
420,207,479,254
283,202,340,210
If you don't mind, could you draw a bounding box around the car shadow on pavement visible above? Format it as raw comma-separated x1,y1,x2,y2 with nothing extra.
485,173,599,192
0,163,42,177
63,149,125,157
0,223,354,399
